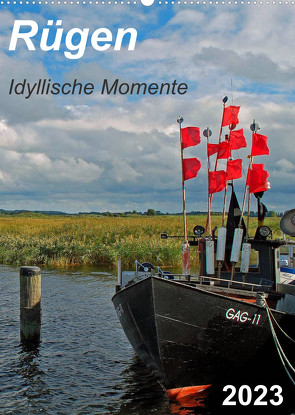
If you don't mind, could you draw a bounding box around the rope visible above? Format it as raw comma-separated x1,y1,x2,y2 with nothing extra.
266,304,295,343
266,307,295,373
265,303,295,386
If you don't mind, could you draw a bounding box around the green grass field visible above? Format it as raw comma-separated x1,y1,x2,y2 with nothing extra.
0,214,283,269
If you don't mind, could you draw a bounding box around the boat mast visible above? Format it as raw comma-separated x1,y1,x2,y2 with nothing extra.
205,96,228,233
220,85,235,227
177,116,188,243
203,127,213,236
221,133,230,227
230,121,257,280
221,85,238,228
239,120,259,233
214,96,228,172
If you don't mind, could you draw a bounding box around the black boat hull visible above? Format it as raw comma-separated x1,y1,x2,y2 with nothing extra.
112,276,295,392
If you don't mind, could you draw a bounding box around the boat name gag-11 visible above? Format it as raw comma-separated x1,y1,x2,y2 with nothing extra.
9,20,137,59
226,308,262,325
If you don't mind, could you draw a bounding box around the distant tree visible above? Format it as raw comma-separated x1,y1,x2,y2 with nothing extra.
268,210,277,217
146,208,156,216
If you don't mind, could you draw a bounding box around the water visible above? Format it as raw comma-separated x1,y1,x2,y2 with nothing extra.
0,266,194,415
1,266,294,415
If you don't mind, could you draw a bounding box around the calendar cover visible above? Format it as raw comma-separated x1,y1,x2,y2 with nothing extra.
1,1,295,414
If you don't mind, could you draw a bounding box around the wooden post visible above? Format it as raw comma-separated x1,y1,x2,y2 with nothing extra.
20,266,41,343
116,260,122,292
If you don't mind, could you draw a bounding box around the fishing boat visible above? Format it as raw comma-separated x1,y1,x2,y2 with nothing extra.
112,100,295,411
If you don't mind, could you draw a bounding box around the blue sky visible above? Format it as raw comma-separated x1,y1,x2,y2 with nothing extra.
0,3,295,213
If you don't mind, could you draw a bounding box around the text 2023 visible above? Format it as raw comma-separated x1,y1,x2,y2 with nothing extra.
222,385,283,406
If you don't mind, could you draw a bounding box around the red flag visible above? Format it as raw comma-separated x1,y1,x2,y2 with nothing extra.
207,143,219,157
251,163,264,171
209,170,227,194
207,141,230,159
181,127,201,149
246,163,270,193
217,141,230,159
183,158,201,181
222,106,240,127
251,133,269,156
229,129,247,150
226,159,242,180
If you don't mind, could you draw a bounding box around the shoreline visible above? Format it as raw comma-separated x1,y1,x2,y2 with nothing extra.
0,215,282,267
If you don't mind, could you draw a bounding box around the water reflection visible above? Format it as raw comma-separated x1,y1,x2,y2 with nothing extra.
16,343,44,395
2,267,215,415
6,267,295,414
115,356,169,415
115,356,214,415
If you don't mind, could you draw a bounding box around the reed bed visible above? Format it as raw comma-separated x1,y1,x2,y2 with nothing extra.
0,215,282,269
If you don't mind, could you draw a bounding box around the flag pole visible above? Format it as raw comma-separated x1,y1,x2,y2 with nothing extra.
230,122,257,281
207,144,212,238
245,162,252,241
203,127,212,236
243,121,259,233
216,133,231,278
221,134,230,227
216,181,229,279
221,183,229,227
214,96,228,171
205,96,228,233
177,116,188,243
238,122,257,226
203,127,215,276
238,156,251,229
178,116,191,277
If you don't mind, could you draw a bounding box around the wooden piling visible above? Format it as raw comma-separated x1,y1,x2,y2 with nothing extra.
116,259,122,293
20,266,41,343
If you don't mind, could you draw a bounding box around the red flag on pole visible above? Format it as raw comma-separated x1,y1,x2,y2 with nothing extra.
207,143,219,157
226,159,243,180
251,163,264,171
229,129,247,150
246,163,270,193
183,158,201,181
251,133,269,156
207,141,230,159
217,141,230,159
222,106,240,127
181,127,201,149
209,170,227,194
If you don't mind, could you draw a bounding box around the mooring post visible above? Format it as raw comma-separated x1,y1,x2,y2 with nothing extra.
20,266,41,343
116,259,122,293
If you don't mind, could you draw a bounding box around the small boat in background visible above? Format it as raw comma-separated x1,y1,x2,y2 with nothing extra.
112,100,295,411
280,210,295,291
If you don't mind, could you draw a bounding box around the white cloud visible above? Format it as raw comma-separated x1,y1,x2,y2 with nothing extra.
276,159,295,172
0,4,294,213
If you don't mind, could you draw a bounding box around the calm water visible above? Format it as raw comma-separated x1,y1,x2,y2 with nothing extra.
1,266,294,415
0,266,202,415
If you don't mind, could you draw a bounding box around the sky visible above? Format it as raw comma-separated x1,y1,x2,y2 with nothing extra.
0,2,295,213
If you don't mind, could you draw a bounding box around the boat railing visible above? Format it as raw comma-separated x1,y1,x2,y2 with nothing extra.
118,261,272,292
156,268,272,292
283,239,295,245
195,275,271,292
